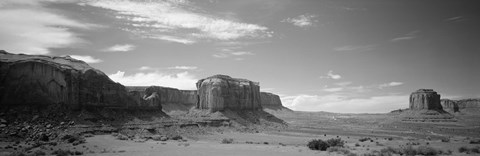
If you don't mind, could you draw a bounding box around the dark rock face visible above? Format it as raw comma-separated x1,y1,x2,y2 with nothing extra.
196,75,261,112
0,50,135,109
260,92,282,108
440,99,459,112
126,86,197,110
402,89,455,122
409,89,442,110
441,98,480,112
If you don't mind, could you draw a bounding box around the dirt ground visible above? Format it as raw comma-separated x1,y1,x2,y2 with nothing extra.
1,107,480,156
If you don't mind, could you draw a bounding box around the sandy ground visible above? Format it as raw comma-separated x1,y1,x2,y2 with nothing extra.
1,109,480,156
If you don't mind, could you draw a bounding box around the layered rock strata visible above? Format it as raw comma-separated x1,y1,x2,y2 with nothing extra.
126,86,197,111
0,50,152,109
260,92,283,108
402,89,455,122
441,98,480,112
196,75,261,112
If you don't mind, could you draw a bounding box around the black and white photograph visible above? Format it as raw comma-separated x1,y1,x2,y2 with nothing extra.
0,0,479,155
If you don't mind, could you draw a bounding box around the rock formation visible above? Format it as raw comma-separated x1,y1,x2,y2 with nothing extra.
409,89,442,110
402,89,455,122
196,75,261,112
441,98,480,112
0,50,153,109
440,99,459,112
126,86,197,111
260,92,283,108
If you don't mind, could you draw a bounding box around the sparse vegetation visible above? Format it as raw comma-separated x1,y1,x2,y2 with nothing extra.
307,138,345,151
368,145,448,156
221,138,234,144
459,146,480,154
359,137,371,142
440,137,450,142
327,146,352,155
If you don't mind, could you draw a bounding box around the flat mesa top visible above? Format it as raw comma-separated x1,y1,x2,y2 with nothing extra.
0,50,93,72
198,74,259,84
413,89,438,94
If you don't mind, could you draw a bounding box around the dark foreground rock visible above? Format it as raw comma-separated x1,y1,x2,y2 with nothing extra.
196,75,262,112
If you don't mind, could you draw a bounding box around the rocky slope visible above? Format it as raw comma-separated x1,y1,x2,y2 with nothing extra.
260,92,283,108
126,86,197,112
0,50,152,109
196,75,262,112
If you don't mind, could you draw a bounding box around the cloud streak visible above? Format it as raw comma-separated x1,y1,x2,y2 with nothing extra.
69,55,103,63
108,71,197,90
86,0,272,44
281,94,408,113
320,70,342,80
103,44,136,52
391,31,419,42
333,45,375,52
282,14,318,28
0,3,91,54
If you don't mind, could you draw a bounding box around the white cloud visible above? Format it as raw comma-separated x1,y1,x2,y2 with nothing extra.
0,5,91,54
230,51,255,56
379,82,404,88
103,44,136,52
108,71,197,90
168,66,198,70
333,45,375,52
139,66,154,71
85,0,271,43
150,35,195,44
69,55,103,63
282,14,318,28
281,94,408,113
320,70,342,80
444,16,464,22
391,31,419,42
323,87,344,92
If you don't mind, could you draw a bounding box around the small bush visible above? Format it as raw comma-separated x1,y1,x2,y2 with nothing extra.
326,138,345,147
470,140,480,144
355,143,360,147
307,139,330,151
417,146,439,155
52,149,74,156
359,137,370,142
221,138,234,144
459,146,480,154
440,137,450,142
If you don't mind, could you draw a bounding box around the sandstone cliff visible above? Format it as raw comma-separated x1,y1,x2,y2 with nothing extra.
0,50,147,109
402,89,455,122
126,86,197,112
409,89,442,110
260,92,283,108
441,98,480,112
196,75,261,112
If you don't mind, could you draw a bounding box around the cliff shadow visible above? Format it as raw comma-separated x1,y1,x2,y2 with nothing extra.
220,109,287,127
77,106,171,125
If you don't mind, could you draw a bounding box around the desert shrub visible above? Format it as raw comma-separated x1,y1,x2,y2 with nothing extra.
459,146,480,154
470,139,480,144
221,138,234,144
440,137,450,142
326,138,345,147
355,143,360,147
33,150,46,156
359,137,370,142
307,139,330,151
417,146,439,155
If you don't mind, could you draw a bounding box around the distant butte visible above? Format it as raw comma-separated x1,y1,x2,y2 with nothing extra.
401,89,456,122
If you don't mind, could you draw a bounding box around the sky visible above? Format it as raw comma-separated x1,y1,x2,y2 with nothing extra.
1,0,479,113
